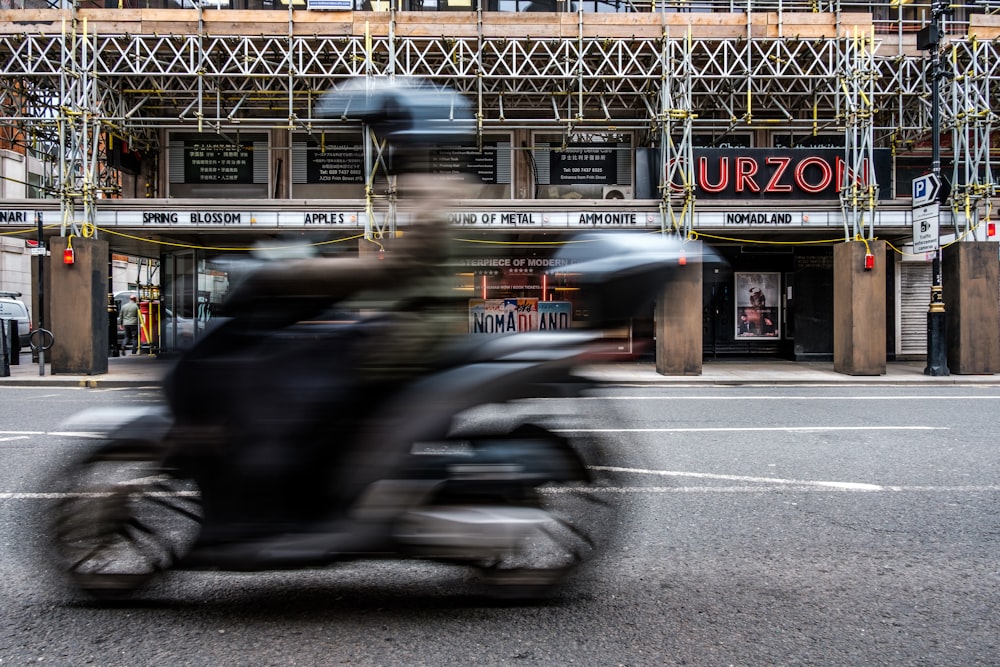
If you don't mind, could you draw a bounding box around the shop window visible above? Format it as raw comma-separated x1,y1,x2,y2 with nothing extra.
772,134,842,149
167,131,269,198
27,172,51,199
291,131,368,199
531,133,632,200
649,0,715,13
289,132,511,199
689,134,753,149
896,156,933,200
429,135,512,199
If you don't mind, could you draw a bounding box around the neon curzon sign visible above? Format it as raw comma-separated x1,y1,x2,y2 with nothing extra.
666,148,891,200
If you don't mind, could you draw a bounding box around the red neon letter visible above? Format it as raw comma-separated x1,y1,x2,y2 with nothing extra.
794,156,833,194
764,156,793,193
697,156,729,193
836,156,873,192
665,157,687,194
735,157,760,193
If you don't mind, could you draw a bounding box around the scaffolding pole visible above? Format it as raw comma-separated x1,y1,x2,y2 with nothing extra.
839,25,880,241
950,36,997,239
659,26,695,239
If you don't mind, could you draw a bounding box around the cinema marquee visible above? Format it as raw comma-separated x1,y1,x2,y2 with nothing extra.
667,148,892,200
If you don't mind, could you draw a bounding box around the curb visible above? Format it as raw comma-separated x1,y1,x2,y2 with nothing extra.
4,365,1000,388
3,378,999,388
0,378,163,388
596,379,1000,387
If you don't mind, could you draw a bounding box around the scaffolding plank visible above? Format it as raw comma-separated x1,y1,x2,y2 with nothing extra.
969,14,1000,40
764,12,872,38
0,9,69,34
3,9,874,41
394,12,482,38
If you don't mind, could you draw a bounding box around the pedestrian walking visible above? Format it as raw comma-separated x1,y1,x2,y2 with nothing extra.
119,294,140,355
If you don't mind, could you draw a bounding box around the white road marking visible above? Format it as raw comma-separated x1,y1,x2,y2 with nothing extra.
547,485,1000,494
8,485,1000,499
558,426,946,433
589,465,890,490
566,395,1000,401
0,490,199,499
580,467,1000,494
0,436,30,443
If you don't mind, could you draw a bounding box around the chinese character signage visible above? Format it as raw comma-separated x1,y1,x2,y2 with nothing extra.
735,272,781,339
184,139,255,184
304,139,364,184
549,144,618,185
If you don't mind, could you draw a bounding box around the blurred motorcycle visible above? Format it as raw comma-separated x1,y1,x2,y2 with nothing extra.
48,232,711,601
45,78,717,601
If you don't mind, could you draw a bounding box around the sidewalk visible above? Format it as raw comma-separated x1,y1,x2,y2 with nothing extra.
2,353,1000,387
583,359,1000,386
0,353,168,388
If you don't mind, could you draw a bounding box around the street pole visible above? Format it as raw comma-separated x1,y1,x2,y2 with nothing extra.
35,211,46,376
922,0,949,376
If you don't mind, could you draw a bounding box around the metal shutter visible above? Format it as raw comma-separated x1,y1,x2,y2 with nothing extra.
898,261,932,357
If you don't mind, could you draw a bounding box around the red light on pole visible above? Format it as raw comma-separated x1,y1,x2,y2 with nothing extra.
62,248,75,265
988,222,996,238
864,253,874,271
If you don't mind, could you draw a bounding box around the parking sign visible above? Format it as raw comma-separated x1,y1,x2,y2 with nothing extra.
912,173,941,208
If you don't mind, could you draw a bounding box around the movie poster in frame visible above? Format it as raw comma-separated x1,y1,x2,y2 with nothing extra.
735,272,781,339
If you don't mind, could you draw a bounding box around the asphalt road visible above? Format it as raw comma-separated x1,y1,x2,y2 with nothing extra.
1,384,998,666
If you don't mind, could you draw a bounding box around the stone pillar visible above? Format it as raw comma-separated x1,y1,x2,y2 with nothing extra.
833,240,886,375
943,241,1000,374
48,236,109,375
655,242,703,376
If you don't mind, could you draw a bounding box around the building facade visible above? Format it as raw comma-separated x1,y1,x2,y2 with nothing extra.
0,0,996,363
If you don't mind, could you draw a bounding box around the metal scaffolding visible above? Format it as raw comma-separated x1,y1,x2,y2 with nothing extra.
950,36,997,239
0,1,995,237
659,26,696,239
839,25,879,241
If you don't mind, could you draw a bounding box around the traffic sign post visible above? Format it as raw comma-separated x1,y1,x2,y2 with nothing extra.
912,203,940,254
920,0,950,377
34,211,46,376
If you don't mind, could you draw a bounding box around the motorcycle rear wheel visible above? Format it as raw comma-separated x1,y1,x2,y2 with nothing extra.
49,442,202,600
471,434,619,599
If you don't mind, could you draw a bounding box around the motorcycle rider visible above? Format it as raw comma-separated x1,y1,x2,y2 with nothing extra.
174,81,475,535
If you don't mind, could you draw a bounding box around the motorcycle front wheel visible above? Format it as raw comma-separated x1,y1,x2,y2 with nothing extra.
48,441,203,600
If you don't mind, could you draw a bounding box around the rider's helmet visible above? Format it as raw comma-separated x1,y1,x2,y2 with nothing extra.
316,76,475,149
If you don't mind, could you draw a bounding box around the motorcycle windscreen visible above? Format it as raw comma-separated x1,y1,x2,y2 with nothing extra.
546,233,723,328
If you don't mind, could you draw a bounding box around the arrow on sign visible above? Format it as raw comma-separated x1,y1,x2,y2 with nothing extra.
912,173,941,207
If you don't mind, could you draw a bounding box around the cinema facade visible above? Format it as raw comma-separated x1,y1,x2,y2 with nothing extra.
2,137,939,363
0,5,996,372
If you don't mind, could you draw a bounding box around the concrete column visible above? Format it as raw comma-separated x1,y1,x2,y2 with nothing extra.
48,236,109,375
833,240,886,375
943,241,1000,374
655,241,703,376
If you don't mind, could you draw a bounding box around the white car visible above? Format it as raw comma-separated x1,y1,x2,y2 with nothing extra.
0,291,30,351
